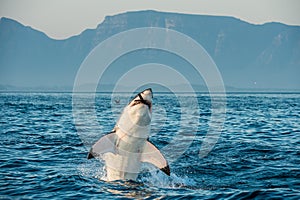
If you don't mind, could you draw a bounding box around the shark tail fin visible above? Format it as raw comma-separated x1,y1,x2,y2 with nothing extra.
87,132,116,159
141,141,170,176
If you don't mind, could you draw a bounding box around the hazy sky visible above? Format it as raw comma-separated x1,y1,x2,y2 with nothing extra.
0,0,300,39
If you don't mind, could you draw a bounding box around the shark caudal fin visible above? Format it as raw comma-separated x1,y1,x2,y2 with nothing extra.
141,141,170,176
87,132,116,159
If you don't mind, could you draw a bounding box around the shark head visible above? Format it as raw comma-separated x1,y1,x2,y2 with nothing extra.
128,88,153,112
127,88,153,125
117,88,153,137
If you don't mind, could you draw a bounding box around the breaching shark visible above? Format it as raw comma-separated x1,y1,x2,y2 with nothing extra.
87,88,170,181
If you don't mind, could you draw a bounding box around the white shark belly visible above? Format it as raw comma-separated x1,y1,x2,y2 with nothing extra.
104,132,146,181
104,153,140,181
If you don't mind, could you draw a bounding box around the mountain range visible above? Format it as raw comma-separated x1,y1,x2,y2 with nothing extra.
0,10,300,92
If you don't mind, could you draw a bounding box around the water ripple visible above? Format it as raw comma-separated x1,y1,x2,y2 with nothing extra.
0,93,299,199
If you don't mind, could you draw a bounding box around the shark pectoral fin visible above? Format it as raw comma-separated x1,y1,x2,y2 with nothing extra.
141,141,170,176
87,133,116,159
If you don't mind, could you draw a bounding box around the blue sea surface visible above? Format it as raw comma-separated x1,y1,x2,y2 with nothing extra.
0,92,299,199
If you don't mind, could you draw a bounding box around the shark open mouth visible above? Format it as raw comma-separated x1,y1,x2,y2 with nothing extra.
138,93,152,109
131,93,152,110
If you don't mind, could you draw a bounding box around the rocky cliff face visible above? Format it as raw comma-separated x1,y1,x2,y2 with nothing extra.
1,10,299,90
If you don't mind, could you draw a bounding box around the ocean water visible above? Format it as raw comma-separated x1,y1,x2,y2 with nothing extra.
0,92,299,199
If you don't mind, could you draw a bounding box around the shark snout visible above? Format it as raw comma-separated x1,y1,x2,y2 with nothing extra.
143,88,152,95
141,88,153,102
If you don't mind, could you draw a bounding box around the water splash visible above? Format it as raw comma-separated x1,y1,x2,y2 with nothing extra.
139,164,196,189
78,159,106,180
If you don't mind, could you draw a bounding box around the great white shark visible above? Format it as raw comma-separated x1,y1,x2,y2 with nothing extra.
87,88,170,181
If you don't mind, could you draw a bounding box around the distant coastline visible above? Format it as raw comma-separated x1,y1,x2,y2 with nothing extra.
1,11,300,92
